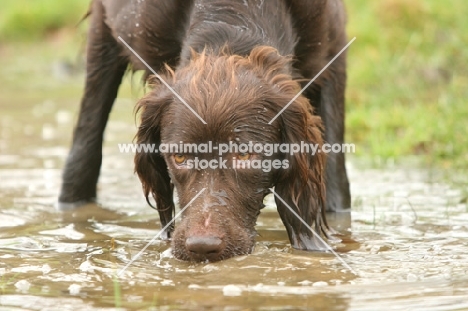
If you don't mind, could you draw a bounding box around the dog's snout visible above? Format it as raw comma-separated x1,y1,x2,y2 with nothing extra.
185,236,224,258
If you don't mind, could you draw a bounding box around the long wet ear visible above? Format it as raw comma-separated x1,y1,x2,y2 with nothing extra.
246,46,328,249
273,94,328,251
134,90,174,239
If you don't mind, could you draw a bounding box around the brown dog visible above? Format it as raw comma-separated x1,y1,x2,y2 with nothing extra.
59,0,351,262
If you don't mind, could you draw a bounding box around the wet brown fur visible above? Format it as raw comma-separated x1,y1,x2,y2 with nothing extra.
60,0,350,262
136,46,327,260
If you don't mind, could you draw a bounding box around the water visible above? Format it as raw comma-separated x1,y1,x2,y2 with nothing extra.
1,80,468,310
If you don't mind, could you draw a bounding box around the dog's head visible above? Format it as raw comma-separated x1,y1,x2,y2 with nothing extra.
135,46,326,261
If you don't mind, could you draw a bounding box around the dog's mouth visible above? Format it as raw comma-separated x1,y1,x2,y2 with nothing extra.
176,247,252,263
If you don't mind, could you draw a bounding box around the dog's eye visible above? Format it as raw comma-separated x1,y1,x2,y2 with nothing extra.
237,153,251,161
174,154,187,164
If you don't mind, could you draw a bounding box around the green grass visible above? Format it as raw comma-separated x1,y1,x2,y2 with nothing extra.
345,0,468,167
113,275,122,308
0,0,89,41
0,0,466,167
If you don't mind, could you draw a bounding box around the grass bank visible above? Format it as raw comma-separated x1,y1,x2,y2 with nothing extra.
346,0,468,167
0,0,88,41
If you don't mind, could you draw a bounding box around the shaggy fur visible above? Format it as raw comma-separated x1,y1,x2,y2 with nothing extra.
59,0,351,262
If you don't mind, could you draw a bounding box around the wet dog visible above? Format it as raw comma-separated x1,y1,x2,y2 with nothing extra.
59,0,351,261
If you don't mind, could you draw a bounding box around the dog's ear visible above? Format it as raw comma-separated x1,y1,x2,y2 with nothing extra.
134,91,174,239
247,47,329,249
273,97,329,251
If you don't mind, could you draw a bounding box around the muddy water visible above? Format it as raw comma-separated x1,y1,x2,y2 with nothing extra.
1,92,468,310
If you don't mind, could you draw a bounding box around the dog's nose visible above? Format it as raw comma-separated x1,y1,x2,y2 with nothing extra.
185,236,224,257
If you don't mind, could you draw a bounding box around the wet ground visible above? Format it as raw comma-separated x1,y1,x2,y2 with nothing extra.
1,66,468,310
